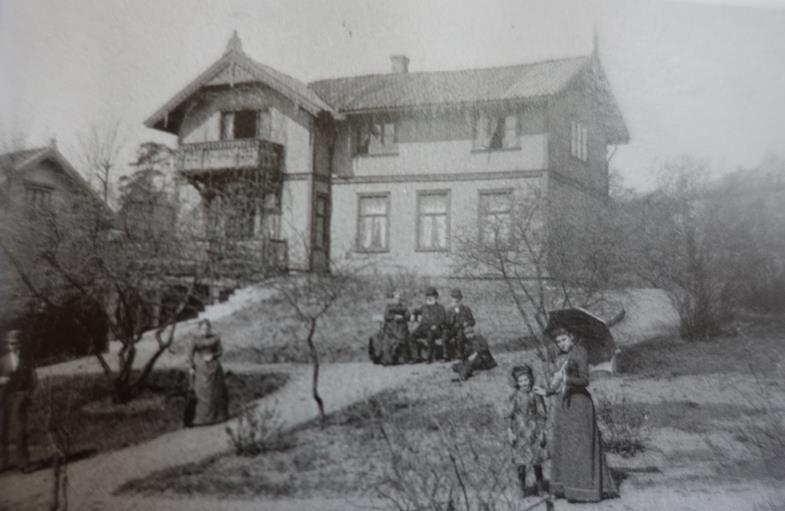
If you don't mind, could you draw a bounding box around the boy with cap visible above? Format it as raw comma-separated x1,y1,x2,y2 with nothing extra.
445,288,475,361
410,287,447,363
451,326,497,380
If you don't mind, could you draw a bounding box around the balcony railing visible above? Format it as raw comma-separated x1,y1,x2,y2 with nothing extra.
177,139,283,176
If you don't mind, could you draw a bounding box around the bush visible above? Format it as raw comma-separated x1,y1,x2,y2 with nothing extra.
225,402,291,457
596,396,648,458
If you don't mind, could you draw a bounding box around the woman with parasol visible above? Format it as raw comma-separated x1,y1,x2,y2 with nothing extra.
533,308,618,503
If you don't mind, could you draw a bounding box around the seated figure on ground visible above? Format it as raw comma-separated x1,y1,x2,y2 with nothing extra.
451,326,497,380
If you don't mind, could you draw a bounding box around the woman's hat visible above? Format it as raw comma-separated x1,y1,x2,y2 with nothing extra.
450,288,463,299
425,286,439,298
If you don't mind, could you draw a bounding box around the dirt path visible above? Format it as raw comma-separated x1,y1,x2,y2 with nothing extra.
0,361,443,511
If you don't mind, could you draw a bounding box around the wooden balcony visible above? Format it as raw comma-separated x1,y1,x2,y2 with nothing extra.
177,139,283,182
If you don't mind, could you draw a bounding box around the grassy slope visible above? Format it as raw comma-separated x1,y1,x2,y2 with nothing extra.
120,314,785,503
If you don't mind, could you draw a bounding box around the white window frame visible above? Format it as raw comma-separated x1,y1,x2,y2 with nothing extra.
356,192,391,252
478,189,514,248
416,189,451,252
570,119,589,162
473,112,519,151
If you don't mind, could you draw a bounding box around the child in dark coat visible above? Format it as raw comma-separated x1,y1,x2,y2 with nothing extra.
445,288,475,360
507,364,548,497
410,287,447,363
451,326,496,380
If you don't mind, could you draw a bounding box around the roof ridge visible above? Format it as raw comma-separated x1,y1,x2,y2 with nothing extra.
308,54,590,86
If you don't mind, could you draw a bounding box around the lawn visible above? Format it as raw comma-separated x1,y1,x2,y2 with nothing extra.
119,313,785,508
207,277,626,365
1,369,287,474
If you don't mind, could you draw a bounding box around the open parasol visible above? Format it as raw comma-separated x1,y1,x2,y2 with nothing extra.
544,308,617,367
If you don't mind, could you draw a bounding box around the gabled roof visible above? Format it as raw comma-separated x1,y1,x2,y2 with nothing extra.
0,145,111,214
145,33,334,135
309,56,590,113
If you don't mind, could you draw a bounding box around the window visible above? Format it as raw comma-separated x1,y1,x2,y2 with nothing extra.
474,112,518,150
24,185,53,209
417,191,450,251
570,120,589,161
219,109,270,140
479,190,513,247
314,194,329,249
355,118,398,155
357,194,390,251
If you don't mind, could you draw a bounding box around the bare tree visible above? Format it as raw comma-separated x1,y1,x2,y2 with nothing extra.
76,120,125,205
620,157,736,339
271,251,372,425
452,181,619,373
0,142,206,402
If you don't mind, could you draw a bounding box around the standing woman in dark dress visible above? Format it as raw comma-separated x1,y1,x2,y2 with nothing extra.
188,319,229,426
534,327,618,503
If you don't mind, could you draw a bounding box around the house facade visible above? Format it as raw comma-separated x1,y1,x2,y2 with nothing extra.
145,33,628,276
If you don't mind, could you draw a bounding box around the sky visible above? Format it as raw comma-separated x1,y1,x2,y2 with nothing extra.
1,0,784,191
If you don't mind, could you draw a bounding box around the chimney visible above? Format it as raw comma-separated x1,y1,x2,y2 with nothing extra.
390,55,410,74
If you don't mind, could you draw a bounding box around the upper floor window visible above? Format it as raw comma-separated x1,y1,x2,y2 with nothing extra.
24,184,53,210
479,189,513,247
355,118,398,156
220,109,272,140
570,120,588,162
417,190,450,251
474,112,518,150
357,193,390,252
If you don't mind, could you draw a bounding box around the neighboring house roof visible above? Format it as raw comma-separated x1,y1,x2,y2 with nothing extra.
0,145,111,215
145,32,334,135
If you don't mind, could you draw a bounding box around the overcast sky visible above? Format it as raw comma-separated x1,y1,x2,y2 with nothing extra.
1,0,784,190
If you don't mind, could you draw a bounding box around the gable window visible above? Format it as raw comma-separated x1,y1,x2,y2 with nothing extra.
357,193,390,252
24,184,53,209
220,109,271,141
314,194,329,249
417,190,450,251
355,118,398,155
570,120,588,161
479,190,513,247
473,112,518,150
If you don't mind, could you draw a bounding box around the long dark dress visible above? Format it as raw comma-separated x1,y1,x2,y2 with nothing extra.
189,333,229,426
549,343,618,502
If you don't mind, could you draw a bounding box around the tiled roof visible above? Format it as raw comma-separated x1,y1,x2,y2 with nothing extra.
308,56,590,112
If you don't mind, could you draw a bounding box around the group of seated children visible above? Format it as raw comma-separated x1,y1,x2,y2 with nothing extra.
382,287,496,380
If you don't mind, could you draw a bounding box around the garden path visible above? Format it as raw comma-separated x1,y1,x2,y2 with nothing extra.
0,360,443,511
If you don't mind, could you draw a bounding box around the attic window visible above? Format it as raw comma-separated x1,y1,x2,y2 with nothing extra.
220,109,271,140
355,118,398,155
474,112,518,150
25,184,53,209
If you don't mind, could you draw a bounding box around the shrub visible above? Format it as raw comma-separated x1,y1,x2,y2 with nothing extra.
596,396,648,458
225,402,291,457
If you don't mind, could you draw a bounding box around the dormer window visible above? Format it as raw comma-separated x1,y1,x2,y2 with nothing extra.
354,118,398,156
473,112,518,150
219,109,272,140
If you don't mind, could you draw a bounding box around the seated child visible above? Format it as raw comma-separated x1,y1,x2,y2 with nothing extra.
507,364,548,497
445,288,475,361
451,326,497,380
410,287,447,363
383,291,412,363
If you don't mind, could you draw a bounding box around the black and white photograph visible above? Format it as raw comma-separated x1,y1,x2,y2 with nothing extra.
1,0,784,509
